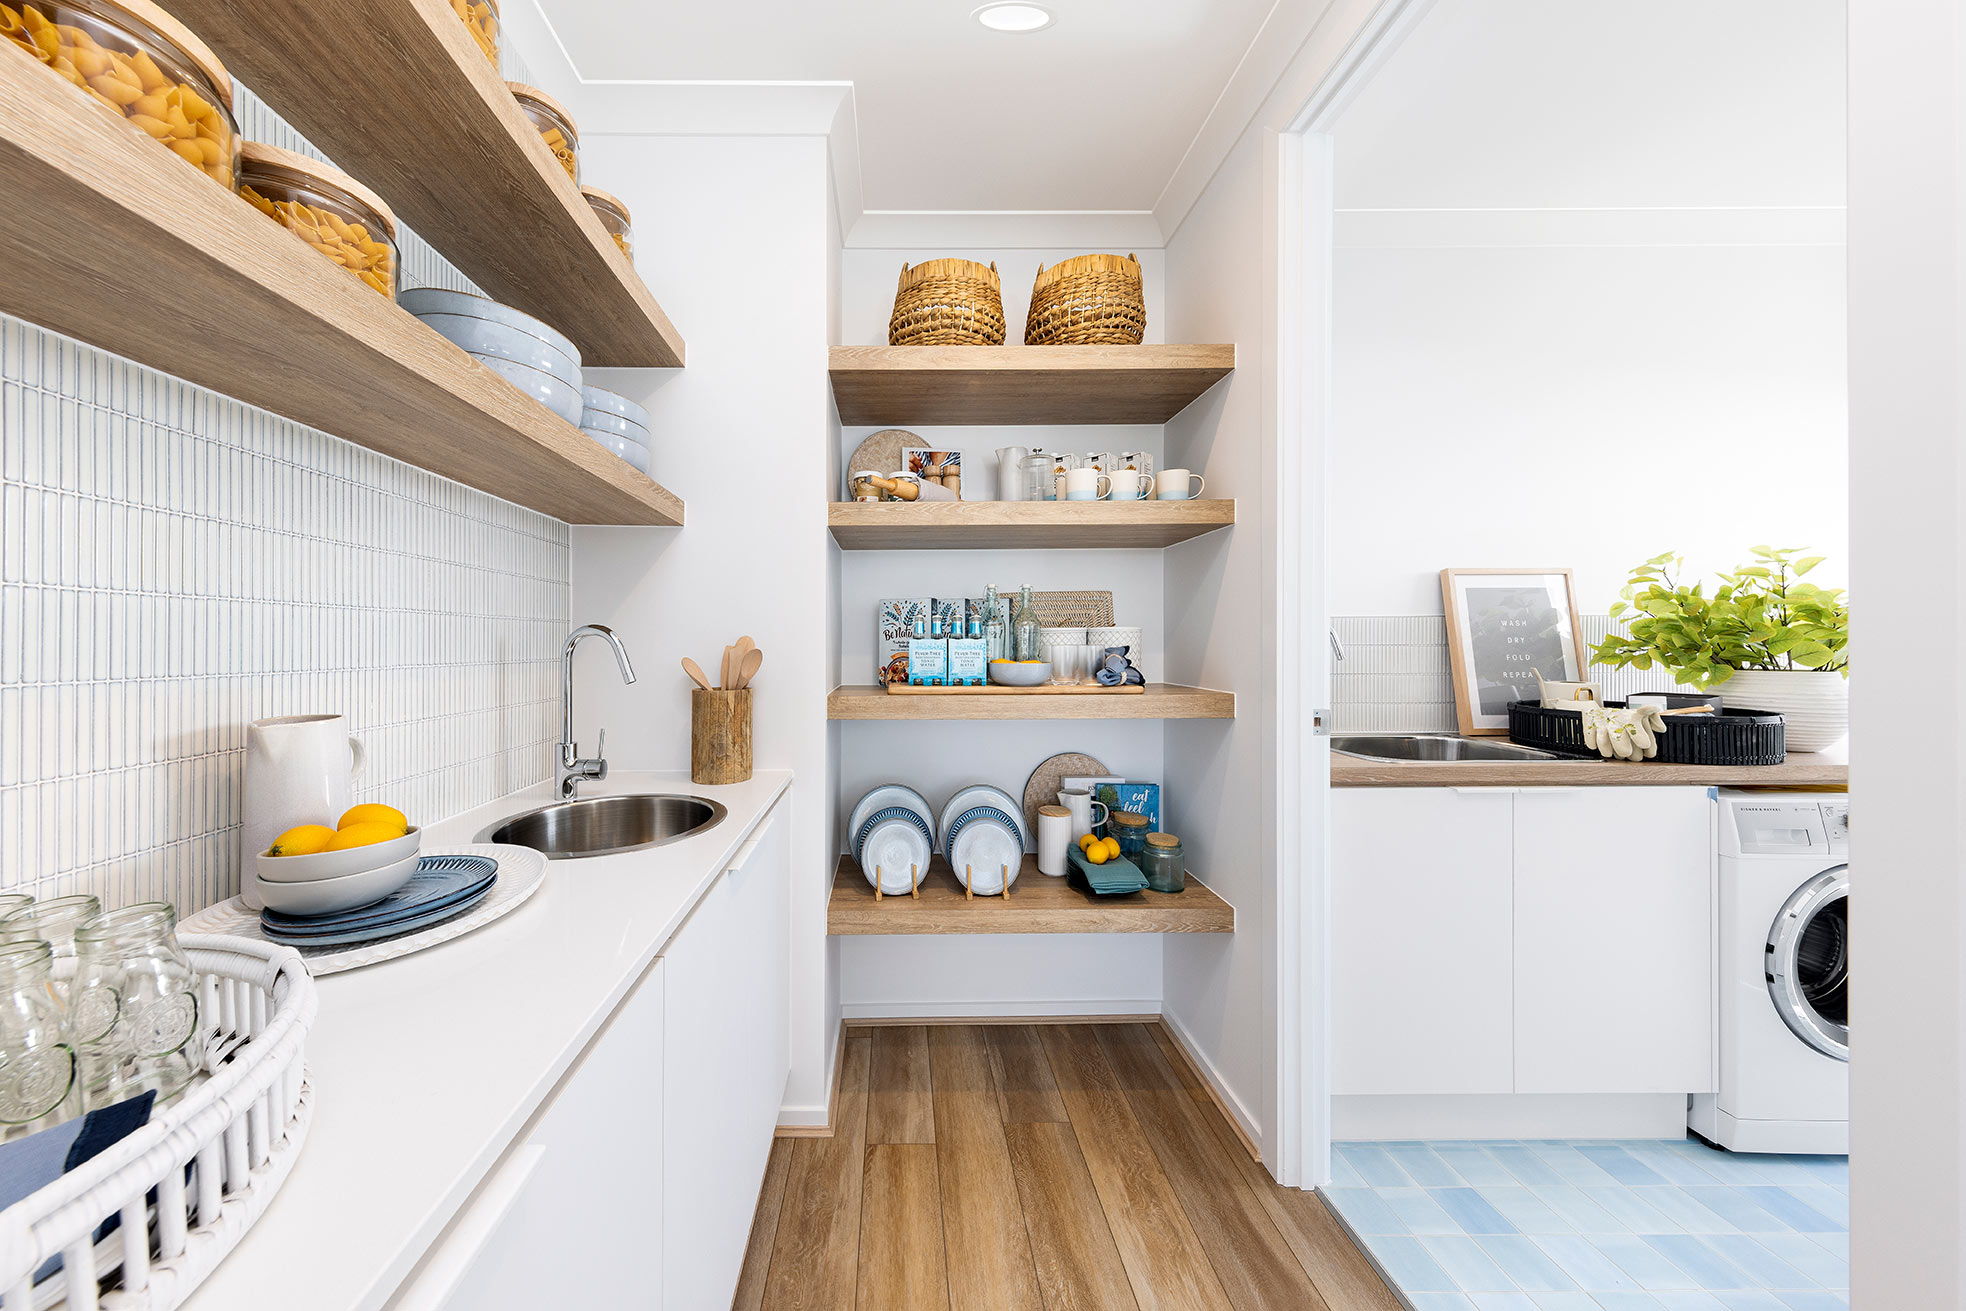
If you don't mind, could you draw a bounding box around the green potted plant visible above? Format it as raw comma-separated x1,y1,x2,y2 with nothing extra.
1591,547,1849,751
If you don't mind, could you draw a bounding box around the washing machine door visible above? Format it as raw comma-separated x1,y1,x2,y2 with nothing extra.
1766,865,1849,1062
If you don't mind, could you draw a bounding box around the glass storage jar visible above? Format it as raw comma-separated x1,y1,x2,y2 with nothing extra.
582,185,633,260
2,0,239,189
239,141,399,299
510,81,578,184
1140,833,1185,894
850,470,883,503
73,902,200,1110
450,0,497,65
0,894,103,998
1020,450,1053,501
0,895,31,921
0,941,79,1136
1109,810,1151,861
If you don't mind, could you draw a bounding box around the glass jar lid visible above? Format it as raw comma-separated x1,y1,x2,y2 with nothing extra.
1145,832,1180,848
90,0,235,111
580,184,630,225
507,81,579,144
1110,810,1149,829
1036,804,1070,818
239,141,398,240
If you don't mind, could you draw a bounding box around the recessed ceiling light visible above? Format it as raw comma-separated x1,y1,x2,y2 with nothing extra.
973,2,1053,33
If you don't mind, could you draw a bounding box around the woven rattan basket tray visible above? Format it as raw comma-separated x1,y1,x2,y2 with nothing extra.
1025,252,1146,345
889,259,1006,346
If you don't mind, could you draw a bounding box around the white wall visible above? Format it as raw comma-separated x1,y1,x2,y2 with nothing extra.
1329,0,1848,617
1847,0,1964,1302
570,133,839,1125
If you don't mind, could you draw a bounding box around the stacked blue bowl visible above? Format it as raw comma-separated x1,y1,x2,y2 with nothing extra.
580,385,652,475
401,287,583,425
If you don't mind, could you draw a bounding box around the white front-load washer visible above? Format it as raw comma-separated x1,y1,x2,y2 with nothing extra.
1691,791,1849,1154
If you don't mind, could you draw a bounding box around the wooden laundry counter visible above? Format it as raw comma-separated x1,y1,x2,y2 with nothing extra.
1331,751,1848,789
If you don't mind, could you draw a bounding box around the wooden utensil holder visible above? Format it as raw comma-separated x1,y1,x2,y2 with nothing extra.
692,688,753,784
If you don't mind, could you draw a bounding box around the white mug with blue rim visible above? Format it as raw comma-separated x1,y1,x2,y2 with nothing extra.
1064,467,1112,500
1155,468,1206,500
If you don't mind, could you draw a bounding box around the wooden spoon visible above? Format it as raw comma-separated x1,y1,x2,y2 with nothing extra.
681,657,714,692
720,644,734,690
735,647,763,690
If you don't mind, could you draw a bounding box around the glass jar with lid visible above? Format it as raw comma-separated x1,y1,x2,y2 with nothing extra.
582,185,633,261
509,81,578,185
1140,833,1185,893
450,0,498,65
1,893,103,995
239,142,399,299
73,902,201,1110
3,0,240,190
1021,449,1053,501
1109,810,1151,861
850,470,883,503
0,940,78,1136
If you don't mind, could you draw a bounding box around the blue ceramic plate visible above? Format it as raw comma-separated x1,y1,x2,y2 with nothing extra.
260,880,496,947
261,856,498,935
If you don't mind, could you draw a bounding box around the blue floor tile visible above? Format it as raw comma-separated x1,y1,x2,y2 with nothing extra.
1679,1187,1793,1233
1642,1188,1742,1234
1703,1234,1814,1290
1532,1185,1629,1234
1578,1146,1671,1186
1533,1233,1640,1291
1751,1234,1846,1289
1777,1187,1847,1227
1623,1145,1730,1186
1328,1151,1368,1187
1392,1144,1469,1186
1384,1187,1466,1235
1324,1187,1409,1235
1431,1187,1522,1235
1489,1147,1568,1186
1653,1294,1731,1310
1409,1294,1479,1311
1739,1188,1845,1234
1713,1293,1789,1309
1366,1235,1458,1291
1801,1232,1847,1262
1665,1144,1778,1186
1530,1295,1607,1311
1585,1186,1689,1234
1773,1293,1847,1310
1481,1186,1578,1234
1793,1157,1849,1188
1592,1235,1701,1290
1643,1235,1758,1290
1340,1144,1416,1187
1468,1295,1540,1310
1435,1145,1524,1187
1731,1157,1831,1188
1421,1234,1520,1292
1593,1294,1669,1310
1477,1236,1578,1292
1529,1144,1623,1186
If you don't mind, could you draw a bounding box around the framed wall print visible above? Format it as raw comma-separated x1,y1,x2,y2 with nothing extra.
1439,568,1585,735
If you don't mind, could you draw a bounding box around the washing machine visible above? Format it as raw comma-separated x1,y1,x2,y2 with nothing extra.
1691,791,1849,1154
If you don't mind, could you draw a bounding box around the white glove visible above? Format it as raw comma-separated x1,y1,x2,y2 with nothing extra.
1581,705,1667,760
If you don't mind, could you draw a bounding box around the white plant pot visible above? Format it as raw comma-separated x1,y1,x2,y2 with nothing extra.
1718,669,1849,753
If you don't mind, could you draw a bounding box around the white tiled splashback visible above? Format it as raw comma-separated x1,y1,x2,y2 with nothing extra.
0,84,570,914
1331,614,1655,733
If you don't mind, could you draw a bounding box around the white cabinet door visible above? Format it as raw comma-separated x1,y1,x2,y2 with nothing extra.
662,802,790,1309
1512,787,1713,1094
427,957,665,1311
1331,788,1515,1096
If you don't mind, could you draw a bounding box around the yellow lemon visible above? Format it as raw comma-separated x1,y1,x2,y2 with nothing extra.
1086,844,1109,865
327,821,400,851
266,824,336,857
1078,833,1097,853
337,803,408,834
1101,837,1122,861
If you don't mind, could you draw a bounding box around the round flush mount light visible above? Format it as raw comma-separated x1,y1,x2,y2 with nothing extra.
973,2,1054,33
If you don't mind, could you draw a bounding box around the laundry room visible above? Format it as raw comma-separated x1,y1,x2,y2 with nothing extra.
1317,2,1851,1305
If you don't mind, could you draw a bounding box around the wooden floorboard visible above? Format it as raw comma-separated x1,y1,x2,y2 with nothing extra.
742,1022,1398,1311
868,1025,935,1145
762,1036,872,1311
1098,1025,1330,1311
928,1025,1045,1311
857,1144,951,1310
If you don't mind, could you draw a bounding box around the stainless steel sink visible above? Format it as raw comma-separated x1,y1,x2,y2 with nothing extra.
482,794,729,858
1332,734,1571,763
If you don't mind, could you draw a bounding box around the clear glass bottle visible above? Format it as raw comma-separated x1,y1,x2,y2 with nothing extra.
0,940,79,1137
73,903,202,1111
1013,585,1041,662
983,584,1008,661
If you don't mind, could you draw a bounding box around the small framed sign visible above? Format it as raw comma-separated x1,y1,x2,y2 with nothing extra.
1440,568,1585,735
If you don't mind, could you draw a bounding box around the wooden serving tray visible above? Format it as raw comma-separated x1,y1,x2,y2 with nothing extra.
884,683,1145,696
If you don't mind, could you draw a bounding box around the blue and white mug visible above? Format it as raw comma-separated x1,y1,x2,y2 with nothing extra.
1064,468,1112,501
1154,468,1206,500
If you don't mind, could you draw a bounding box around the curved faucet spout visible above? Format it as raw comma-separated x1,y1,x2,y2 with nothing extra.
559,624,636,798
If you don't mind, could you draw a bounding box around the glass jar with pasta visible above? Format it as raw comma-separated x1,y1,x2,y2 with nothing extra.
1,0,238,190
508,81,578,185
451,0,497,66
239,142,399,299
581,185,633,261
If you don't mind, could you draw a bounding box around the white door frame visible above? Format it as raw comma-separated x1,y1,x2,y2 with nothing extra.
1271,0,1437,1189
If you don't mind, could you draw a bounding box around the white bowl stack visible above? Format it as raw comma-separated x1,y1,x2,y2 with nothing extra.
400,288,584,425
580,385,652,474
256,827,423,916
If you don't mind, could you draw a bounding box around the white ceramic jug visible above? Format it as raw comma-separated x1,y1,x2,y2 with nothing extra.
995,446,1030,501
1057,788,1110,847
240,715,365,910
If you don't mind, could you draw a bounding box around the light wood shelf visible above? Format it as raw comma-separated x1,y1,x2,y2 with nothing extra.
829,856,1235,935
828,499,1235,549
829,345,1235,425
828,684,1235,721
0,53,683,525
169,0,683,368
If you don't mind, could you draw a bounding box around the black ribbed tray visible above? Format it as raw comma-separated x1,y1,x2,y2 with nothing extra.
1508,699,1786,765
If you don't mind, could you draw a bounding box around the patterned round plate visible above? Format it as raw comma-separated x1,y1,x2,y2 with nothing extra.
1021,753,1109,845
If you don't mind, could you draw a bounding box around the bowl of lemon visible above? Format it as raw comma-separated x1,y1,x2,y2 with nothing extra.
258,804,422,915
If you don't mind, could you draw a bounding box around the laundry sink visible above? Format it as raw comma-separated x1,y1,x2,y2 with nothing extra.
482,794,728,858
1331,734,1571,763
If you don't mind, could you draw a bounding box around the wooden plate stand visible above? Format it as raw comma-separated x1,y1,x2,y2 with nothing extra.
871,862,922,901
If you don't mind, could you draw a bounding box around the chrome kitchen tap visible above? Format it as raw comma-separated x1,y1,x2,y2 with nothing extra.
558,624,637,799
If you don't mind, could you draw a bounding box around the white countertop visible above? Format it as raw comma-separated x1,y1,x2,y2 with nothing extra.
181,769,794,1311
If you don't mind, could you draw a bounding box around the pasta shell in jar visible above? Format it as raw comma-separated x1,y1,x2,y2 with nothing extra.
238,142,399,300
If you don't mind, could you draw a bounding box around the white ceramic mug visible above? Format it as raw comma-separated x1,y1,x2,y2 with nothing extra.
1057,789,1110,846
1109,468,1152,500
1063,467,1111,501
240,714,365,910
1036,805,1072,877
1155,468,1205,500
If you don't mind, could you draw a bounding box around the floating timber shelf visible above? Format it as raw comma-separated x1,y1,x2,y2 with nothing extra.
827,499,1236,550
827,684,1235,721
828,344,1235,425
829,856,1235,935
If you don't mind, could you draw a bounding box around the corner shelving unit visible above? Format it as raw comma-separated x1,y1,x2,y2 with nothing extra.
829,857,1235,935
0,39,683,525
829,344,1233,425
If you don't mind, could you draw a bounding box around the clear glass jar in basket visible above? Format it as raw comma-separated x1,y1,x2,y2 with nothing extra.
72,902,201,1111
0,893,101,1000
0,940,80,1137
1,0,240,190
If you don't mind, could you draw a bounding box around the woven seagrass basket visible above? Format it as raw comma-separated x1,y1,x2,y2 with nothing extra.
1024,252,1146,345
888,259,1006,346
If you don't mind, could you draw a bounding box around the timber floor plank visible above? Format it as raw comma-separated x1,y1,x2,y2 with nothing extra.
744,1022,1398,1311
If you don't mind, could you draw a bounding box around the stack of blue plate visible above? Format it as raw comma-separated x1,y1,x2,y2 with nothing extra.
260,854,499,947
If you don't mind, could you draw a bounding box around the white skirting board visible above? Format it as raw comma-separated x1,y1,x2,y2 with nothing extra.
840,999,1164,1020
1333,1093,1691,1142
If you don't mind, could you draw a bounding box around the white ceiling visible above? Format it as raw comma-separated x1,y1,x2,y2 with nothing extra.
530,0,1282,215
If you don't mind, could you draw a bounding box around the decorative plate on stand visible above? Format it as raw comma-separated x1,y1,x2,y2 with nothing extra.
182,844,546,975
1021,753,1109,847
